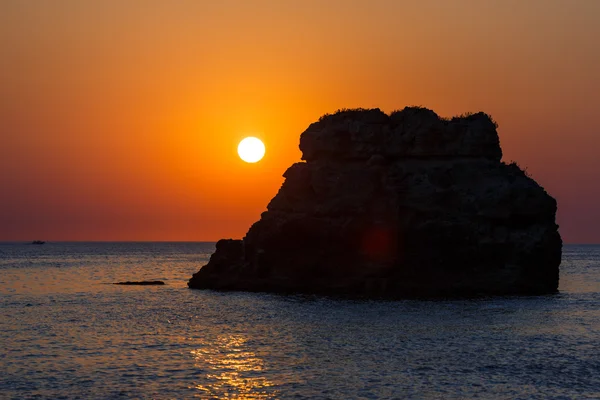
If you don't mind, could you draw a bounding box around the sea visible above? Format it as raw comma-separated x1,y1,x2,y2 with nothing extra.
1,242,599,399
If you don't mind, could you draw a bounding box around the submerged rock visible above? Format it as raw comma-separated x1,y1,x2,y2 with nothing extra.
189,107,561,297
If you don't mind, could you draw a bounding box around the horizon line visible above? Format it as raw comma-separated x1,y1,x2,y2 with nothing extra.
0,240,597,246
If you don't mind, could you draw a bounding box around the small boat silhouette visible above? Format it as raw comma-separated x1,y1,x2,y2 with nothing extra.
31,240,45,245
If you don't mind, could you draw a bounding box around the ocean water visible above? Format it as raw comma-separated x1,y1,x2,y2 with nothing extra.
1,242,599,399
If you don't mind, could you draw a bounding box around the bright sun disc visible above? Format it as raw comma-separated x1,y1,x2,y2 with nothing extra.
237,137,265,163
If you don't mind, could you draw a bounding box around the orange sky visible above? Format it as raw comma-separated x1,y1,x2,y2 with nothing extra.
1,0,599,242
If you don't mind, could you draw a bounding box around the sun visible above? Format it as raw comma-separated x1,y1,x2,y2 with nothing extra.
237,137,265,163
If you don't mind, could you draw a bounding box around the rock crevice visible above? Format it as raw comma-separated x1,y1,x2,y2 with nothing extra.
188,107,561,297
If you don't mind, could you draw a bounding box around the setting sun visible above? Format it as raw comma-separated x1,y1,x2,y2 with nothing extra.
237,137,265,163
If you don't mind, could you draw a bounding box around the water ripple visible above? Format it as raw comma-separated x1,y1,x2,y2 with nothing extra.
1,243,599,399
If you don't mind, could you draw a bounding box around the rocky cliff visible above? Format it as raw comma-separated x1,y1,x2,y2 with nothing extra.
189,107,562,297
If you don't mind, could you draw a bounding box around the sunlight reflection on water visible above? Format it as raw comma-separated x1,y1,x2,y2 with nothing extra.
191,335,277,399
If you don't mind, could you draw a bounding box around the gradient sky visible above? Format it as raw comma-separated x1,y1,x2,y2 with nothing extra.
1,0,599,242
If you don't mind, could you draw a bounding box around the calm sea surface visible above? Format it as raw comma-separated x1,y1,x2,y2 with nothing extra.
1,242,599,399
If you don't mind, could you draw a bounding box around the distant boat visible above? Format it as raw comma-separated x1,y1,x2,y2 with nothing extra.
31,240,45,245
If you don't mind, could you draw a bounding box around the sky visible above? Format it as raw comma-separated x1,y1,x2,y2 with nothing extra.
1,0,599,242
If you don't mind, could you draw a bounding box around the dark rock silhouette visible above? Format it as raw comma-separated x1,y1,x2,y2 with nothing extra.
189,107,562,297
114,281,165,285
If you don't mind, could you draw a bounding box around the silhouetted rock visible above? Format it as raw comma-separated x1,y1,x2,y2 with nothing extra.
114,281,165,285
188,107,561,297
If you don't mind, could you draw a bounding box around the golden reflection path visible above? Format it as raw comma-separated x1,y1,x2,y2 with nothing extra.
191,334,278,399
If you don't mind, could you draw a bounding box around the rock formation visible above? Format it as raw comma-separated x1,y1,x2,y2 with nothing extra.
189,107,562,297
